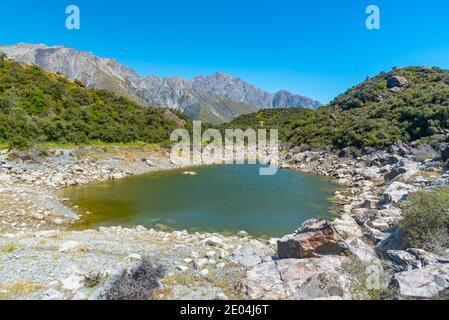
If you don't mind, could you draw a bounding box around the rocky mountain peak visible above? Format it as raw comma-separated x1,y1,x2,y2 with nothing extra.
0,43,321,124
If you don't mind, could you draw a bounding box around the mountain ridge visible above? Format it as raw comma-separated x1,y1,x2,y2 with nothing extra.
0,43,321,124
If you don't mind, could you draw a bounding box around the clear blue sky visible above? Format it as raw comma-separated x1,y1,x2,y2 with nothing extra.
1,0,449,103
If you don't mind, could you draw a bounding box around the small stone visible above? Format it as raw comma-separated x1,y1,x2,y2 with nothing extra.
59,241,88,253
194,258,209,270
32,213,44,220
197,269,209,279
126,253,142,261
61,274,84,291
182,171,198,176
204,236,225,248
206,251,216,259
42,288,63,300
52,218,64,225
177,265,189,272
215,293,229,300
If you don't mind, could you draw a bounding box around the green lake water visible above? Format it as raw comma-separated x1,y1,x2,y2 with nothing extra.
62,164,339,237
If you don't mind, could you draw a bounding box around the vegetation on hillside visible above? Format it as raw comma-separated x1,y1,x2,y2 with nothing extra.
0,56,189,149
227,66,449,150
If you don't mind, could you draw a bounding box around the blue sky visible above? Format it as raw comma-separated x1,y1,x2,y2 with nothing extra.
1,0,449,103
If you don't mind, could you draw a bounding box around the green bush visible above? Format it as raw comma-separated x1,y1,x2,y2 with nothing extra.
400,187,449,254
8,136,32,151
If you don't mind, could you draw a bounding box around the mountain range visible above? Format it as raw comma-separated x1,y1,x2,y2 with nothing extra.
0,43,321,124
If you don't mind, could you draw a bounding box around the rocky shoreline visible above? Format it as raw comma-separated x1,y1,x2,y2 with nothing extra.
1,144,449,300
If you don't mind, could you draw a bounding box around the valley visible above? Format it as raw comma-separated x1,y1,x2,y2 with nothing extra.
0,49,449,301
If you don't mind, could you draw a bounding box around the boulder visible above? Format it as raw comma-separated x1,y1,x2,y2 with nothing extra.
333,214,363,239
387,76,408,90
359,199,379,210
344,238,379,264
278,219,347,259
375,228,406,257
352,208,378,226
384,250,422,272
240,256,351,300
390,263,449,299
384,166,407,182
230,241,275,268
59,241,88,253
380,182,417,205
407,248,449,266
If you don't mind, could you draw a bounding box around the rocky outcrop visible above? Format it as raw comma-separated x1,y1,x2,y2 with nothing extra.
272,90,321,109
387,76,408,91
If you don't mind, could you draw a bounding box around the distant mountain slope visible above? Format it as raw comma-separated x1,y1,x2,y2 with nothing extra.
0,43,321,124
227,66,449,150
0,55,188,148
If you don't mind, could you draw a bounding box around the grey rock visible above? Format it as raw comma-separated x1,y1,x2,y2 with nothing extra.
344,238,379,264
240,256,351,300
407,248,449,266
376,228,406,257
384,250,422,272
230,242,275,268
390,263,449,299
380,182,417,205
387,76,408,90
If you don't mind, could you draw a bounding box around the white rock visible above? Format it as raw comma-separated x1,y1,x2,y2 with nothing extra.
204,236,224,247
126,253,142,261
59,241,87,253
206,251,216,259
182,171,198,176
215,293,229,300
194,258,209,270
61,274,84,291
42,288,64,300
197,269,209,279
177,265,189,272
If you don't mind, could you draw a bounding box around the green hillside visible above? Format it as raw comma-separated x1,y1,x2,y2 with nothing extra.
0,55,189,149
227,66,449,150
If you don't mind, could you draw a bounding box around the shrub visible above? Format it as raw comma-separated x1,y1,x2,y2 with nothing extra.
101,258,165,300
8,136,31,151
400,187,449,254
